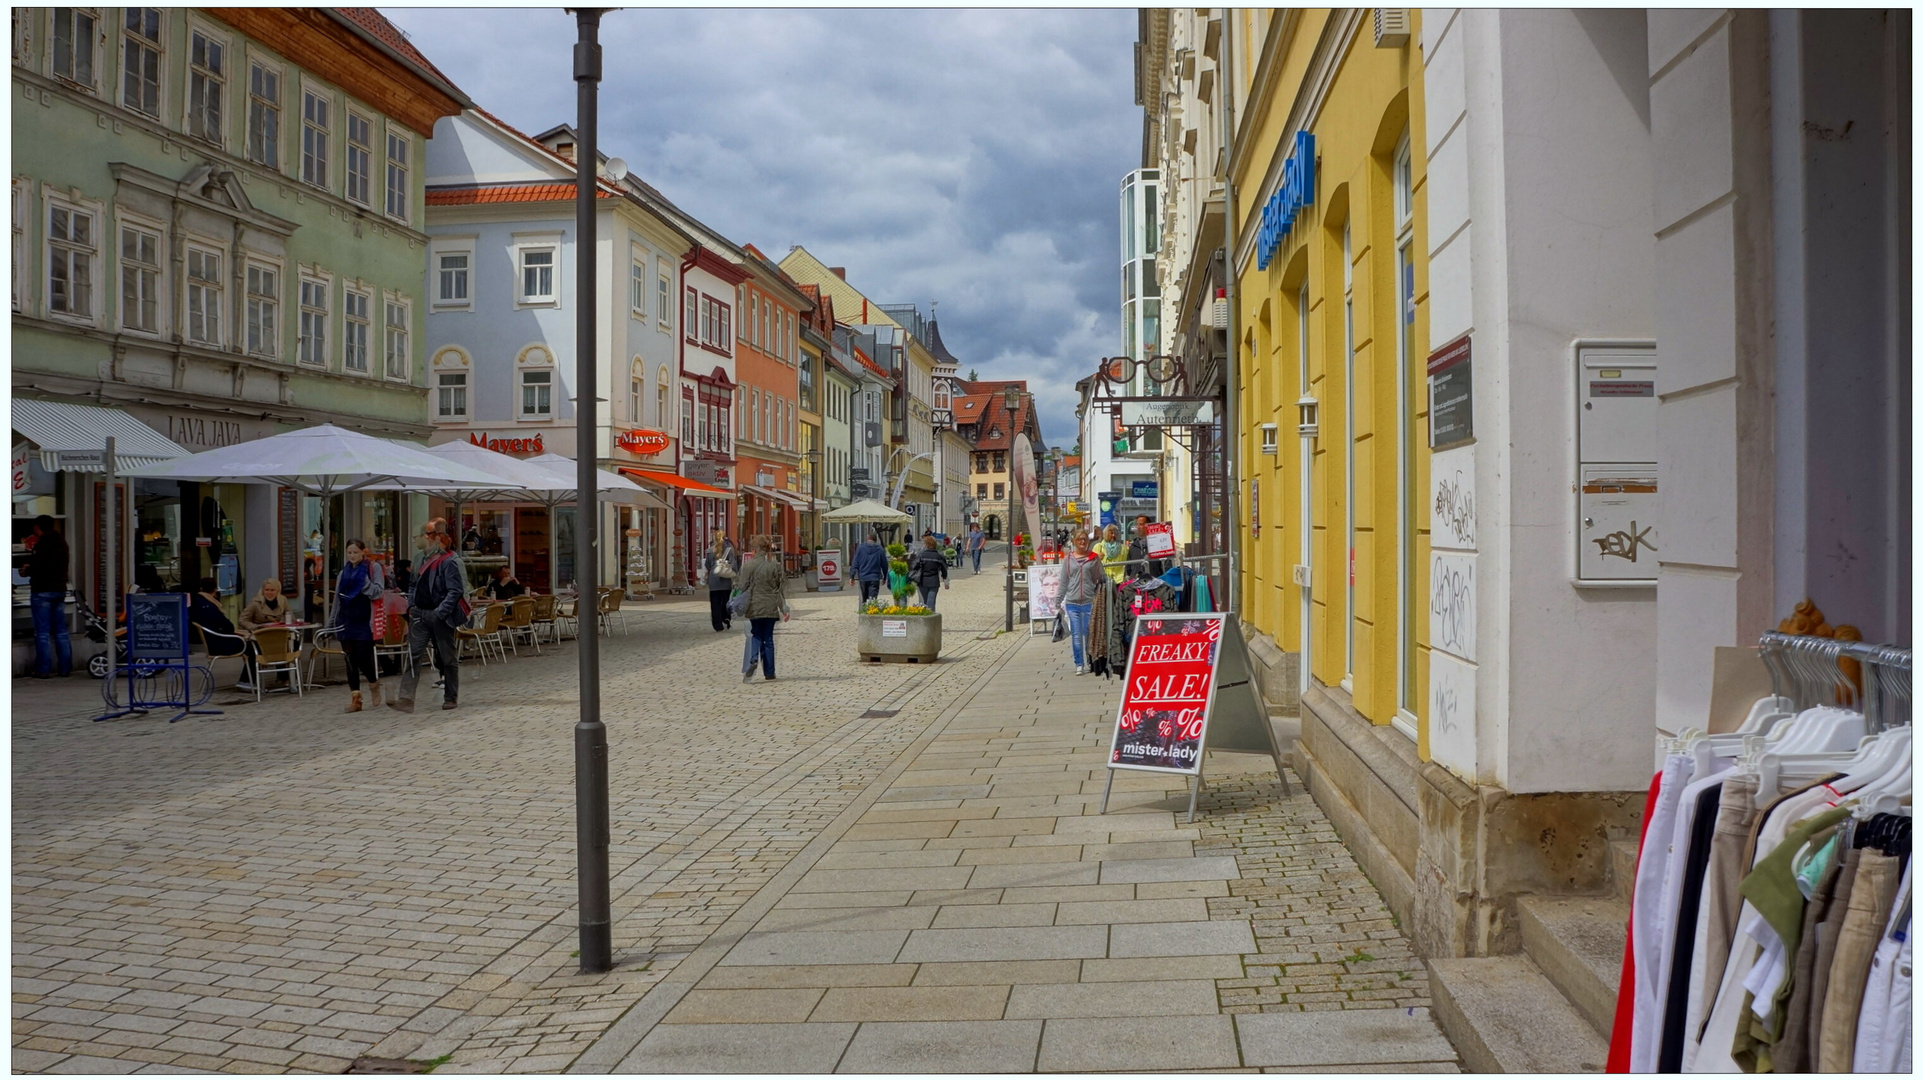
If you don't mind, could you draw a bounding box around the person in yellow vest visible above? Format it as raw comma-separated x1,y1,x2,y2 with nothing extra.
1097,523,1127,583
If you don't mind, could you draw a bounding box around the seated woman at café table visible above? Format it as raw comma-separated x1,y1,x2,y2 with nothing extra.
484,567,526,601
192,577,263,690
239,578,295,632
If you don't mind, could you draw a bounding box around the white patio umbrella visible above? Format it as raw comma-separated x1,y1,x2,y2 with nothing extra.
521,452,667,592
820,498,913,524
121,424,509,622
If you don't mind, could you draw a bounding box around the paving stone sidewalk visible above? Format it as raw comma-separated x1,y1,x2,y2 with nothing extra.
579,615,1458,1074
14,558,1459,1073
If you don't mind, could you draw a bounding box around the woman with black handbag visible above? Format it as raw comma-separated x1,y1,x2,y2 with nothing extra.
704,534,740,632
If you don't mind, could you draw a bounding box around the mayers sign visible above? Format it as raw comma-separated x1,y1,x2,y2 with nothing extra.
469,432,545,455
1119,400,1216,427
615,429,671,455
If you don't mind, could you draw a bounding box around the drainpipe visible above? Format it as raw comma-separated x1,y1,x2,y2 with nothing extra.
1218,9,1242,616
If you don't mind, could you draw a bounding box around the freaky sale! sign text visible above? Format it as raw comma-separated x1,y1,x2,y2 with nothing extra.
1108,615,1224,774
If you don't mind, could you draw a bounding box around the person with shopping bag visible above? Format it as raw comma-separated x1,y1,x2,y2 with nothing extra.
331,539,385,713
736,535,789,681
704,533,740,632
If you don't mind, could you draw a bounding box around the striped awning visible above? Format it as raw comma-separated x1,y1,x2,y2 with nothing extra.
740,484,811,511
11,398,187,472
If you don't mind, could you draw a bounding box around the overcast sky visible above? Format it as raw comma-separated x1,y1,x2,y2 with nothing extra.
387,6,1139,448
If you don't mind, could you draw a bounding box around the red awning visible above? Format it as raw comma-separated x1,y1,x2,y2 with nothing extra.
617,467,736,499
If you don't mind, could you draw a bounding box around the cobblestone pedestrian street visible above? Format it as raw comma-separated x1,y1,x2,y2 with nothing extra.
14,560,1457,1073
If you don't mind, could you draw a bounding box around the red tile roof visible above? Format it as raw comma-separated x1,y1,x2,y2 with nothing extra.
333,9,465,101
853,347,891,381
428,182,619,206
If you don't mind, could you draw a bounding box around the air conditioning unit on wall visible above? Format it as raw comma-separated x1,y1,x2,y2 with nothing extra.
1373,9,1410,48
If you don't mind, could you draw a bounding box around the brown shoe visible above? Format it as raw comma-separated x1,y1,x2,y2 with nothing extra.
386,698,415,715
369,682,383,707
441,699,458,711
346,690,363,713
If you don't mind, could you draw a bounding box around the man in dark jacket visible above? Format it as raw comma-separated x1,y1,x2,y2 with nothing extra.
851,532,888,607
390,517,466,713
26,515,71,678
1126,515,1169,578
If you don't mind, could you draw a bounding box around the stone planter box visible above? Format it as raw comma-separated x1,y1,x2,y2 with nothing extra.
858,612,941,664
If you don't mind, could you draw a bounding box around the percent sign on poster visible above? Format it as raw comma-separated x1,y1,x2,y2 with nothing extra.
1107,615,1226,775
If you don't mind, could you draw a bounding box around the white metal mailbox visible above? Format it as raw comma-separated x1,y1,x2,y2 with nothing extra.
1575,342,1658,584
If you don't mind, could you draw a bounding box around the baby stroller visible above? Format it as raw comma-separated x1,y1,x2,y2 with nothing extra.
76,595,159,679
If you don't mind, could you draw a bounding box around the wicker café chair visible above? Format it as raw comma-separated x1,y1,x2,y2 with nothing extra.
530,594,560,644
251,626,303,701
500,596,539,655
455,603,507,665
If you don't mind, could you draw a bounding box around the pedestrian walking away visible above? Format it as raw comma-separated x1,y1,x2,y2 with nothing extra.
331,539,386,713
24,514,71,678
851,531,887,608
390,518,466,713
704,533,740,632
737,534,789,681
909,534,950,610
967,523,986,573
1060,531,1105,675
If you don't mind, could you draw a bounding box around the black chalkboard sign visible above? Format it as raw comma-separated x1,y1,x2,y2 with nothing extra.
126,592,188,661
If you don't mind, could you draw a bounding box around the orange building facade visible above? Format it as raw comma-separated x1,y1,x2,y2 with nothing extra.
731,248,814,560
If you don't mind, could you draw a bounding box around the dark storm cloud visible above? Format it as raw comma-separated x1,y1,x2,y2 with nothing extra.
386,6,1138,446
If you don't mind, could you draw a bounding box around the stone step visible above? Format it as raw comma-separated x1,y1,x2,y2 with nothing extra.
1516,894,1627,1038
1610,839,1639,906
1428,955,1608,1074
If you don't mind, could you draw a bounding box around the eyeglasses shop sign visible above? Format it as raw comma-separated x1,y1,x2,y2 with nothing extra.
1119,400,1216,428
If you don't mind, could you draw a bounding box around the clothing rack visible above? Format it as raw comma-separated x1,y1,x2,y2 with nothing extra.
1758,631,1911,734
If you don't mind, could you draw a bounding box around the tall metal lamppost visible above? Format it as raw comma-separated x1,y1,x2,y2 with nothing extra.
569,7,612,976
1001,384,1030,633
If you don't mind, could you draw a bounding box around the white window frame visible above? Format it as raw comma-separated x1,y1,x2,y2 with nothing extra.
43,192,100,325
183,241,222,346
244,258,281,358
383,127,410,223
185,22,226,148
50,7,101,91
341,285,371,374
518,346,554,419
120,7,162,118
434,239,474,310
630,256,647,319
344,110,372,207
516,241,559,307
11,179,25,312
117,215,163,336
382,294,411,381
629,360,644,423
246,57,282,171
297,270,330,367
656,365,671,428
300,84,331,191
1392,132,1419,740
657,262,672,334
432,347,468,422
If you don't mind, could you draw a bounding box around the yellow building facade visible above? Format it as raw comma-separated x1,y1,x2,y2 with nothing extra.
1232,10,1431,751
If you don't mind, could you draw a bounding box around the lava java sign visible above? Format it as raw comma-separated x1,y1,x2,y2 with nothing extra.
1108,615,1226,774
615,429,671,455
